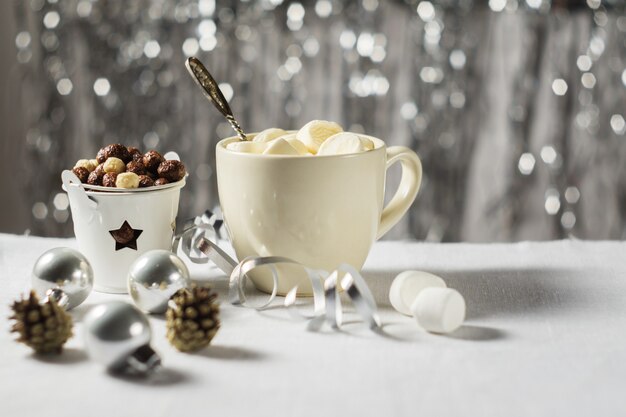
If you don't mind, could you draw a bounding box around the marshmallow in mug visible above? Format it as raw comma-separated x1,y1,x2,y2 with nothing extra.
225,120,374,156
389,270,466,334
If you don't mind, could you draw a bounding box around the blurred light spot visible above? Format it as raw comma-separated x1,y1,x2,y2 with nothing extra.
17,49,32,63
544,189,561,215
56,78,73,95
199,35,217,51
285,99,301,117
182,38,199,56
561,211,576,229
576,55,592,71
420,66,443,84
287,3,305,21
363,0,378,12
564,186,580,204
53,209,69,223
277,66,292,81
198,0,215,16
371,46,386,63
33,202,48,220
622,69,626,87
357,32,374,57
489,0,506,12
285,56,302,74
438,132,455,149
589,37,605,57
449,49,466,70
15,31,31,49
43,11,60,29
401,102,418,120
340,30,356,49
540,146,557,164
143,131,159,148
315,0,332,17
219,83,233,101
581,72,596,89
526,0,542,8
198,19,216,36
450,91,466,108
76,0,92,17
552,79,568,96
518,153,535,175
93,78,111,96
144,40,160,58
196,163,212,181
303,37,319,57
610,114,626,135
53,193,69,210
417,1,435,21
586,0,601,9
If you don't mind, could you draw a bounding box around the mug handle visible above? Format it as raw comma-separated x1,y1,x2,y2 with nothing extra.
376,146,423,240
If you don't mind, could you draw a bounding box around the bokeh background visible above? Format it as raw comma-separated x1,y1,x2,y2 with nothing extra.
0,0,624,242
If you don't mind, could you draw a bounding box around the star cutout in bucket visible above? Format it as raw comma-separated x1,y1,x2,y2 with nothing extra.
109,221,143,251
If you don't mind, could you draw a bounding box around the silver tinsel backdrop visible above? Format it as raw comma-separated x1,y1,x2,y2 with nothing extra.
9,0,626,241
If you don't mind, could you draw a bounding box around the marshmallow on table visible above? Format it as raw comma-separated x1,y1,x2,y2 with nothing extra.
296,120,343,154
411,288,466,334
389,270,447,316
317,132,375,156
253,128,288,143
262,138,301,156
389,270,466,334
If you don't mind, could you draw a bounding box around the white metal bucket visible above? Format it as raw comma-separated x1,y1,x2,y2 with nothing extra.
62,166,186,293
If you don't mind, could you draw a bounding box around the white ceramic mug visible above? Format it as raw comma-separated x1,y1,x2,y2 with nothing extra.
216,133,422,295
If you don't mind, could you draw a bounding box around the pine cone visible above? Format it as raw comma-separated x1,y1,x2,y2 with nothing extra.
166,286,220,352
10,291,73,354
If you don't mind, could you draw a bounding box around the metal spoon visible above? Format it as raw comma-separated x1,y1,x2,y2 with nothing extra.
185,56,247,141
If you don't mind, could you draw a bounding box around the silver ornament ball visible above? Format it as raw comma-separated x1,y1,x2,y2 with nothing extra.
31,247,94,310
127,249,191,314
83,301,160,375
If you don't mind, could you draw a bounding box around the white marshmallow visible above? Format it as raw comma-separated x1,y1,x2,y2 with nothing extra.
410,287,466,334
296,120,343,154
274,134,310,155
226,141,267,153
262,138,300,156
389,270,447,316
253,128,288,143
317,132,374,156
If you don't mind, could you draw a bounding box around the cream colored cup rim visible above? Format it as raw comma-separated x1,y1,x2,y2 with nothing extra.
216,131,386,159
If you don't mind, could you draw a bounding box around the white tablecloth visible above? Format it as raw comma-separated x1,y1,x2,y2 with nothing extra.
1,234,625,417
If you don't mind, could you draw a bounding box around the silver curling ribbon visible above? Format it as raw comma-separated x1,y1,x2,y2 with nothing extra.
227,256,381,332
173,210,235,273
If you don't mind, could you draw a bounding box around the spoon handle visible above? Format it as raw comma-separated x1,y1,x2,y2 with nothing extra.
185,57,247,141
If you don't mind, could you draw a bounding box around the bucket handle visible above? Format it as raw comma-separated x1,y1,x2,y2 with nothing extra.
62,170,98,224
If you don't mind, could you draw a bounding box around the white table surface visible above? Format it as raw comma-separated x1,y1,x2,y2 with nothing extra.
1,233,625,417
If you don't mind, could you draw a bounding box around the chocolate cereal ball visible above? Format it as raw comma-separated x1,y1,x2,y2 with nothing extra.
138,175,154,188
87,170,103,186
143,150,164,174
126,160,146,175
127,146,142,161
157,160,186,182
72,167,90,183
154,178,169,186
102,172,118,187
97,144,131,164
